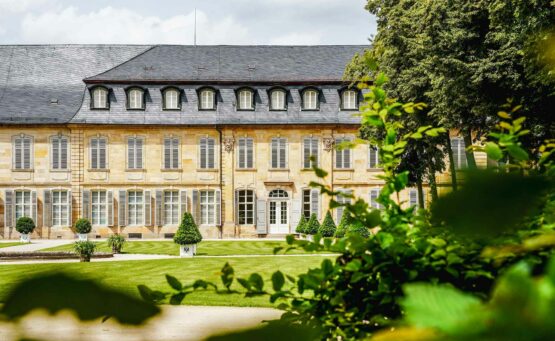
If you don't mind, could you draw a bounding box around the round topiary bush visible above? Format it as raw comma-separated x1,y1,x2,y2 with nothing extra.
15,217,35,235
347,220,371,238
318,211,337,237
174,212,202,245
295,214,307,234
305,213,321,235
75,218,92,234
335,210,353,238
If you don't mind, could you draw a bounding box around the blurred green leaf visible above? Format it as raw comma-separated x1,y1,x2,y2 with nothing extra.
220,262,235,291
271,271,285,292
165,274,182,291
485,142,503,161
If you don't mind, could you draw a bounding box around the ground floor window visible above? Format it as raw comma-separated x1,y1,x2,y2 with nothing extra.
15,190,31,220
128,190,143,225
164,190,179,225
200,190,216,225
237,190,254,225
52,190,69,226
91,190,107,226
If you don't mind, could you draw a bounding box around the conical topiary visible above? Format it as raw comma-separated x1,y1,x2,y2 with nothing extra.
347,220,370,238
318,211,337,237
334,209,353,238
295,214,307,234
174,212,202,245
305,213,320,235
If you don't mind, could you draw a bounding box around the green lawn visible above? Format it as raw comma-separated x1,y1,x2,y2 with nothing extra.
0,242,24,249
0,256,331,307
43,240,322,256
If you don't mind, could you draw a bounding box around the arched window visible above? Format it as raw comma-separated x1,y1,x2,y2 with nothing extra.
198,88,216,110
269,189,288,198
341,89,358,110
127,87,145,110
237,88,254,110
302,88,319,110
269,88,287,110
91,86,109,109
162,87,180,110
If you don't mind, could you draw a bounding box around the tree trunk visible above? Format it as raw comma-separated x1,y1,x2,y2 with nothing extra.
446,136,458,191
416,178,425,208
463,130,477,169
428,168,438,202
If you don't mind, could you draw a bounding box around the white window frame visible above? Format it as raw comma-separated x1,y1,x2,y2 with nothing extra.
237,89,254,110
128,88,144,110
302,89,319,110
12,134,33,170
451,137,467,169
200,190,216,225
52,190,70,227
91,87,109,109
163,136,180,170
90,136,107,169
368,145,380,169
369,188,382,209
342,90,358,110
237,189,255,225
91,190,108,226
127,190,144,226
303,137,319,169
199,136,216,169
51,134,69,170
270,89,286,110
163,88,180,110
270,137,287,169
15,190,32,221
127,136,144,170
335,136,353,169
237,137,254,169
199,88,215,110
163,190,180,226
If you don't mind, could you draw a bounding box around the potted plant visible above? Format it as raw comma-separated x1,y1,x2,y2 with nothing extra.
295,214,307,238
174,212,202,257
318,211,337,237
334,209,353,238
15,217,35,243
74,241,96,262
75,218,92,241
107,234,126,254
305,213,320,241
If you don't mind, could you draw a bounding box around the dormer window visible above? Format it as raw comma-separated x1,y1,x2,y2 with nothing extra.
199,88,216,110
269,88,287,111
302,88,319,110
237,88,255,110
127,87,145,110
162,87,181,110
91,87,109,109
341,89,358,110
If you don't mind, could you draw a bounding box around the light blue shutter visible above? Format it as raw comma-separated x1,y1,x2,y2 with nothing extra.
52,138,59,169
335,138,342,168
127,138,134,169
4,190,14,228
199,138,206,169
82,190,90,220
215,190,221,226
191,190,200,226
31,190,37,225
271,138,278,168
43,189,52,227
66,190,72,226
23,138,31,169
136,138,144,169
180,190,187,219
208,138,215,169
91,138,98,169
172,138,179,169
61,137,68,169
238,138,245,168
290,198,302,233
107,190,114,226
164,138,171,169
99,138,106,168
118,190,127,227
311,189,320,220
14,138,22,169
256,198,267,233
144,190,151,226
279,138,287,168
246,138,254,168
155,190,163,227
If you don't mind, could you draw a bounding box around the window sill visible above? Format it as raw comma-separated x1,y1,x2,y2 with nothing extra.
268,168,289,172
125,169,146,172
88,169,110,172
300,168,319,172
50,169,71,173
12,169,34,173
340,108,359,111
161,168,183,172
197,168,219,172
367,168,383,172
334,168,355,172
236,168,257,172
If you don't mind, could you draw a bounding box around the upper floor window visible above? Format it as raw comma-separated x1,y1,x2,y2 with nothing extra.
302,88,319,110
162,88,180,110
127,87,145,110
237,137,254,169
270,137,287,169
90,137,107,169
451,137,467,169
51,135,69,170
341,89,358,110
91,87,109,109
199,88,216,110
269,88,287,110
163,137,180,169
13,134,32,170
368,145,379,168
199,137,216,169
237,88,254,110
335,136,352,169
303,137,319,169
127,136,144,169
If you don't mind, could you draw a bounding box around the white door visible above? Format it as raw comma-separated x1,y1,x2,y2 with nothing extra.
269,200,289,234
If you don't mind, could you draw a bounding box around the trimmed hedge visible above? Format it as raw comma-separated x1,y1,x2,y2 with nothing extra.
295,214,307,234
305,213,320,235
318,211,337,237
334,210,353,238
15,217,35,235
174,212,202,245
347,221,371,238
75,218,92,234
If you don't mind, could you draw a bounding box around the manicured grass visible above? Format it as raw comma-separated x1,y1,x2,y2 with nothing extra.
0,242,24,249
0,256,331,307
43,240,322,256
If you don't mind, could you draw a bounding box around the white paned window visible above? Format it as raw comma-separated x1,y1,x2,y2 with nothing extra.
270,89,286,110
15,190,32,220
127,191,144,225
238,89,254,110
128,88,144,109
164,89,180,109
13,135,32,170
335,137,352,169
237,190,254,225
200,190,216,225
370,189,382,209
91,190,107,226
303,89,318,110
92,87,108,109
342,90,357,110
163,137,180,169
164,190,179,225
271,137,287,169
127,137,144,169
303,137,319,169
52,190,69,227
90,137,107,169
199,89,215,110
451,137,468,169
199,137,216,169
237,137,254,169
335,190,352,222
368,145,379,168
51,135,69,170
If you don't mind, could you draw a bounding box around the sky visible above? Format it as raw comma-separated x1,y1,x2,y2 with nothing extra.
0,0,376,45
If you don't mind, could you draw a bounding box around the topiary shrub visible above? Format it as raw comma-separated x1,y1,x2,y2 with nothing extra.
335,210,353,238
174,212,202,245
107,234,126,254
347,220,370,238
15,217,35,235
75,218,92,234
318,211,337,237
305,213,320,235
74,241,96,262
295,214,307,234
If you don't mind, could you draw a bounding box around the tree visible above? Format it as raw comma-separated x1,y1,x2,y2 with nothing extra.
318,211,337,237
295,214,307,234
304,213,320,235
334,209,353,238
174,213,202,245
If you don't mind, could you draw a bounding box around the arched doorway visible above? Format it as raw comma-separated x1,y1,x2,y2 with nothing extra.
268,189,289,234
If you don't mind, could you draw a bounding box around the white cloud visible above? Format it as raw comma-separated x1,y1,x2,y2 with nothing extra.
0,0,49,13
20,6,250,44
269,32,322,45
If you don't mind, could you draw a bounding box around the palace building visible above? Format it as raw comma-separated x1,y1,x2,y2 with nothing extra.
0,45,479,240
